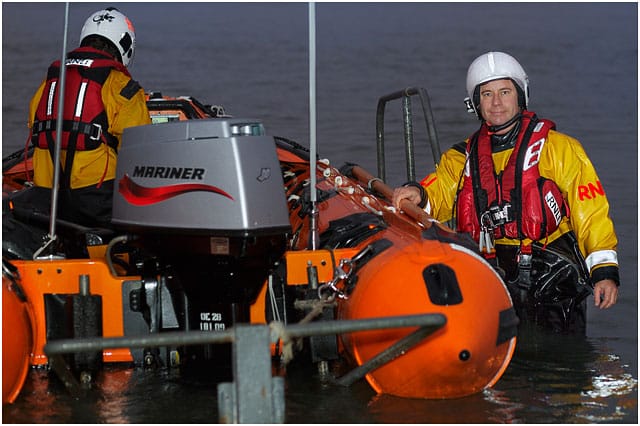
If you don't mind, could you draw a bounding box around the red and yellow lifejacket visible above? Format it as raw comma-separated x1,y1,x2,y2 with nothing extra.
456,111,569,243
30,47,128,154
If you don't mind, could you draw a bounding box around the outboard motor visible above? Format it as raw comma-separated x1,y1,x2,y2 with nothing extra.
112,118,291,371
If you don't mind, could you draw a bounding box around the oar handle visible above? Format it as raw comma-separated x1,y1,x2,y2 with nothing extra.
350,165,454,233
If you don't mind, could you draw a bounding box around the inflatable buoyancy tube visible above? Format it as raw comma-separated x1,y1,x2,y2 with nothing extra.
281,155,518,399
337,229,518,398
2,268,35,404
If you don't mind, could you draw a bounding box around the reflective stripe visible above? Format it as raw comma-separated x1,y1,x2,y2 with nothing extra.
46,81,56,116
585,249,618,271
75,81,88,118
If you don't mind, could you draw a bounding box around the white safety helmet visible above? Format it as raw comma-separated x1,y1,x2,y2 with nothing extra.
80,8,136,67
464,51,529,118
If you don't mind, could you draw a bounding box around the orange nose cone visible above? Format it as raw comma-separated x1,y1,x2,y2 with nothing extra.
338,238,517,399
3,275,35,404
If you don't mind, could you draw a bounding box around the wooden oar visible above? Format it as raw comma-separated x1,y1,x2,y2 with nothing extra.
349,165,455,233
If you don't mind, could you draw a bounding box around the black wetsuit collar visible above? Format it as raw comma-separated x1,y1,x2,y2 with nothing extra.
488,113,523,153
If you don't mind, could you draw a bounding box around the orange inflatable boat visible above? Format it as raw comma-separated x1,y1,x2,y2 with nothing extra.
2,90,516,404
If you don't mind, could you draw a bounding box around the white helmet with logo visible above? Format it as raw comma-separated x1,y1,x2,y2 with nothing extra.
80,8,136,67
464,51,529,117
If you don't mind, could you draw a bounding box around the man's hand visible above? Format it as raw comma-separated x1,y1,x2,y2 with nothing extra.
392,186,422,210
593,279,618,309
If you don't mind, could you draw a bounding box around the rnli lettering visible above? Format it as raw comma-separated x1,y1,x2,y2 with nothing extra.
522,138,545,171
578,180,605,201
132,166,205,180
199,312,225,331
66,58,94,67
544,191,562,225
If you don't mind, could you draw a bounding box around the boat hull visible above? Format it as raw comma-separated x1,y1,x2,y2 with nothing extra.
6,259,135,367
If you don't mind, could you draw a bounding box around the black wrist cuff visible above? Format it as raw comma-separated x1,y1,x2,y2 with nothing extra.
590,265,620,287
402,181,427,209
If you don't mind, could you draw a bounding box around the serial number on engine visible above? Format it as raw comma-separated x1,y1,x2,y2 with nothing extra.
200,312,223,321
199,312,226,331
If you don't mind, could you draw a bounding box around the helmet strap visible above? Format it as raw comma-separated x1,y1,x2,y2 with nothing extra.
487,112,523,135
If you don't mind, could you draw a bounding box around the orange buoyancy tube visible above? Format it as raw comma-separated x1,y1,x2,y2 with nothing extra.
337,235,517,398
2,272,35,404
283,157,517,399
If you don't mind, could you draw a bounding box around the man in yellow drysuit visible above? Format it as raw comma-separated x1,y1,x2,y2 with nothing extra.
29,7,151,228
393,51,619,334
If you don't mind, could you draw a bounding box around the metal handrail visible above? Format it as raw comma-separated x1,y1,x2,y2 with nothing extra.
375,87,441,182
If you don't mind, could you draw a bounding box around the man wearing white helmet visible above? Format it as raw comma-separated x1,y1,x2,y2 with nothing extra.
28,7,150,228
393,51,619,334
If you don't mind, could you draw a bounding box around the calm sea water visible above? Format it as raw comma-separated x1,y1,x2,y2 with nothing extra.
2,2,638,423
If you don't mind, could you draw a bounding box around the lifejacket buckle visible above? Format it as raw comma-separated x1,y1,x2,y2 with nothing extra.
488,203,513,226
89,123,102,141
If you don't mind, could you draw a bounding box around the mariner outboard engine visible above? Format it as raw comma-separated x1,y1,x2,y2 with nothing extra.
112,118,291,371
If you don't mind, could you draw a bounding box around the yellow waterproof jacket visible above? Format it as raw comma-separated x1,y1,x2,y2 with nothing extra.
421,128,618,274
28,67,151,189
